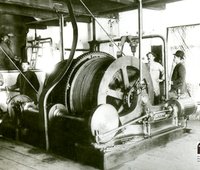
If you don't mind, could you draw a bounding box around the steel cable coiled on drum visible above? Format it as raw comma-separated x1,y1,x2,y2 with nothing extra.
46,52,115,116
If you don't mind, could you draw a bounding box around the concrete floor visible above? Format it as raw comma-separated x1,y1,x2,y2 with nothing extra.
115,120,200,170
0,120,199,170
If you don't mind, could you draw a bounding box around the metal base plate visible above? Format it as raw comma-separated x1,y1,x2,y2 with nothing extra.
75,127,188,169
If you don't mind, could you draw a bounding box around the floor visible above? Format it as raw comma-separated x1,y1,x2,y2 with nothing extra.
0,120,200,170
116,120,200,170
0,137,98,170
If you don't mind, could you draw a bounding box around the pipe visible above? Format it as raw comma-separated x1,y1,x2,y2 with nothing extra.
92,18,96,41
39,0,78,151
65,48,89,51
27,37,53,45
163,36,168,100
138,0,143,85
79,0,122,53
97,34,164,44
59,14,65,61
166,28,170,100
88,17,100,52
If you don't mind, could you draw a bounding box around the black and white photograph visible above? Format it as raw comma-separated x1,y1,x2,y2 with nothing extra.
0,0,200,169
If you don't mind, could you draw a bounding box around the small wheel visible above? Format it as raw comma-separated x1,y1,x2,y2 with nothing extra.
7,94,32,118
48,104,66,121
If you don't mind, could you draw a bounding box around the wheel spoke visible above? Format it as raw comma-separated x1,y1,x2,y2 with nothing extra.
121,67,129,89
118,105,124,113
107,89,123,100
98,56,154,119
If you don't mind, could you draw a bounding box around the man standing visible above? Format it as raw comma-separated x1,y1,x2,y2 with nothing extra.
169,50,187,98
0,33,20,70
146,52,164,104
8,62,40,104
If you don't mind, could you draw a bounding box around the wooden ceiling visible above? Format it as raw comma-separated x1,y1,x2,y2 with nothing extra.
0,0,183,26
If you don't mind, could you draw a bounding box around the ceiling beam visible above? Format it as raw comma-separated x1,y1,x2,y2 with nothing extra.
142,0,183,7
97,0,183,15
26,15,92,29
0,1,89,19
0,0,183,19
108,0,137,5
0,3,58,19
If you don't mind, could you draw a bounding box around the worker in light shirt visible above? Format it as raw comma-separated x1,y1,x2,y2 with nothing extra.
146,52,164,104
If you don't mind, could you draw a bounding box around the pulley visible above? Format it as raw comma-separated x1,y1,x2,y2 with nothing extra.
48,103,66,121
7,94,32,118
90,104,119,143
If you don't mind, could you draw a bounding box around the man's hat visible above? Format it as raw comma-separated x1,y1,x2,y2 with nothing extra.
174,50,184,59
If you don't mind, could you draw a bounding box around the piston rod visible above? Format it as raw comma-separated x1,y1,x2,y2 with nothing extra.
52,108,85,122
96,114,149,141
96,107,173,141
153,109,172,114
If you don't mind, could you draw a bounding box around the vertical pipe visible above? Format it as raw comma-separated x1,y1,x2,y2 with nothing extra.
165,28,169,100
138,0,143,84
89,17,100,52
59,14,65,61
92,18,96,41
41,0,78,151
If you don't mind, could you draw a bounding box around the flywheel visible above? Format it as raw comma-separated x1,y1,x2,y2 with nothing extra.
97,55,154,123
